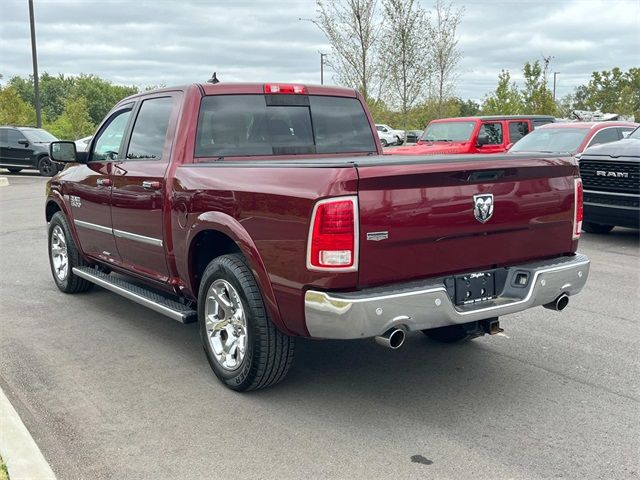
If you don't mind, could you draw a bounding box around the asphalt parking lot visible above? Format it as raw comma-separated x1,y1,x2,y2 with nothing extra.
1,173,638,480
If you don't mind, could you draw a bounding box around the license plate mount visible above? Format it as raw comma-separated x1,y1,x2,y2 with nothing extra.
454,271,496,306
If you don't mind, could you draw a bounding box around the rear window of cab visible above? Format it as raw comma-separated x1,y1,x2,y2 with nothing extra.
195,95,376,157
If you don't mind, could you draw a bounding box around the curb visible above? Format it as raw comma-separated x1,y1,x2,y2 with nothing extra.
0,387,56,480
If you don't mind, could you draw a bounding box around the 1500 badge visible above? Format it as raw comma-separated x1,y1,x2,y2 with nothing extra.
70,195,82,208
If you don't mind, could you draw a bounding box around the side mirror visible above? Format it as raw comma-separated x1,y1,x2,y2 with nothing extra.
622,131,631,138
17,139,29,146
49,141,78,163
476,135,489,147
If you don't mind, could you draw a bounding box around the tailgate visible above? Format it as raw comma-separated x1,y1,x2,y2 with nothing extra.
356,155,578,287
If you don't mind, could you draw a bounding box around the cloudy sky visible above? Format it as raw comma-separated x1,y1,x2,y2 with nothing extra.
1,0,638,101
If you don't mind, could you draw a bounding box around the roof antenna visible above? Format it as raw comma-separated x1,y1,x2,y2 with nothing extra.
207,72,220,84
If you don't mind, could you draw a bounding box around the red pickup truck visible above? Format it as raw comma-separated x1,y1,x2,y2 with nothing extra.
46,83,589,391
386,115,555,155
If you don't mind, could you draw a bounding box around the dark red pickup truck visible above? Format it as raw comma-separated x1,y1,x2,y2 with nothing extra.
46,83,590,391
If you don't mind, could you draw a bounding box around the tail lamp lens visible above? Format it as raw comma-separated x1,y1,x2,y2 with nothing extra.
308,197,358,270
573,177,583,239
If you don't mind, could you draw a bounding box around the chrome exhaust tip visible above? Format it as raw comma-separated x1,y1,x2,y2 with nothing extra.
375,327,406,349
543,293,569,311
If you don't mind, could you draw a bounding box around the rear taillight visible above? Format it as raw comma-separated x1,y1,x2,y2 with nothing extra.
573,177,583,240
264,83,307,94
307,196,358,271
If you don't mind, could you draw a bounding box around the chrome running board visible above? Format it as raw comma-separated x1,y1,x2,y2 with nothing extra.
73,267,197,323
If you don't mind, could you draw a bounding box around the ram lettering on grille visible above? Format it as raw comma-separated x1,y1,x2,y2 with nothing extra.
596,170,629,178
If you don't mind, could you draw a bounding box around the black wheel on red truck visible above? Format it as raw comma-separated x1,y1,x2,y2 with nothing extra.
47,212,94,293
582,222,614,234
197,253,295,392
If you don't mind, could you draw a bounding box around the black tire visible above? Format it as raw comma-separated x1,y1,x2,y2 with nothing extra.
7,168,22,173
48,212,94,293
380,139,388,147
422,324,476,343
38,156,57,177
582,222,614,234
198,254,295,392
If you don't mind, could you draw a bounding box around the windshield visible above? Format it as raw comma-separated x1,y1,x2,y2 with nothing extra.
509,127,589,153
21,129,58,143
420,121,475,142
629,127,640,139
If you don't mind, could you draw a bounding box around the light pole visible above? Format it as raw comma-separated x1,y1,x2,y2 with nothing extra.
553,72,560,102
28,0,42,127
320,53,328,85
299,17,329,85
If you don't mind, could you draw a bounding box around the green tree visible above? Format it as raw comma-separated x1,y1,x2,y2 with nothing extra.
521,58,556,115
0,85,37,125
456,98,480,117
380,0,431,136
71,74,137,125
46,95,94,140
572,67,640,120
481,69,523,114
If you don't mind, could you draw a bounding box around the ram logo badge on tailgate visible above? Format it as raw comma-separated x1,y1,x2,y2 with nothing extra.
473,194,494,223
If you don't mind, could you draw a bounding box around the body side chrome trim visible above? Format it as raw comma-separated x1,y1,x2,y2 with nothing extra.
74,219,113,234
113,228,163,247
73,220,163,246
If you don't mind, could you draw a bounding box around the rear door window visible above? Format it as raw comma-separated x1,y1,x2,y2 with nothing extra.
195,95,376,157
508,121,530,143
479,122,503,144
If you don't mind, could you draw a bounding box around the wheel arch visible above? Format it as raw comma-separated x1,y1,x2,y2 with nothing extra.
186,212,290,335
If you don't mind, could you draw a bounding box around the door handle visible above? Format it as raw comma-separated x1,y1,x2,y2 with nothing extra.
142,180,162,190
96,178,112,187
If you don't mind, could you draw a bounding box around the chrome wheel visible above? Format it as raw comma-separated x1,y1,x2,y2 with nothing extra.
204,279,248,371
51,225,69,281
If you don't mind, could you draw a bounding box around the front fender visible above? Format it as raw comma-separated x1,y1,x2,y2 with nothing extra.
45,190,91,264
187,211,290,335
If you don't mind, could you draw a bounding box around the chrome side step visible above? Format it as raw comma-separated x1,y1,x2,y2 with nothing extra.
73,267,197,323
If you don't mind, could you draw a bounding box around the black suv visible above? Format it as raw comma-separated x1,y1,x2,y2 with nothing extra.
0,126,60,176
579,126,640,233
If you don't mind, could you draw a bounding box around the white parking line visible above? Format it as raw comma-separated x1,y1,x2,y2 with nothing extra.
0,387,56,480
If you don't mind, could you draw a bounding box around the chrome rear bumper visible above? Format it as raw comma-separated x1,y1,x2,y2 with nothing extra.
304,253,590,339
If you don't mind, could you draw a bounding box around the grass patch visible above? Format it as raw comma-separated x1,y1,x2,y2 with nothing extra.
0,454,8,480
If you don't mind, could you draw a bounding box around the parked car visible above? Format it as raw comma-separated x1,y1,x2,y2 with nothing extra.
45,82,590,392
386,115,555,156
376,123,405,144
0,126,60,176
508,121,638,156
377,129,398,147
74,136,92,152
405,129,424,143
578,126,639,233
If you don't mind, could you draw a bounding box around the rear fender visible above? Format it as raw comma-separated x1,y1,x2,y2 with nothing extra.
188,211,290,335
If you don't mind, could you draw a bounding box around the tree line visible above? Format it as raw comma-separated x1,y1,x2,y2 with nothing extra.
0,73,138,140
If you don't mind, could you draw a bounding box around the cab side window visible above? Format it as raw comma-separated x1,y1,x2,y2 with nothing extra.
589,128,619,147
126,97,175,160
479,122,503,144
91,108,132,162
508,121,530,142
